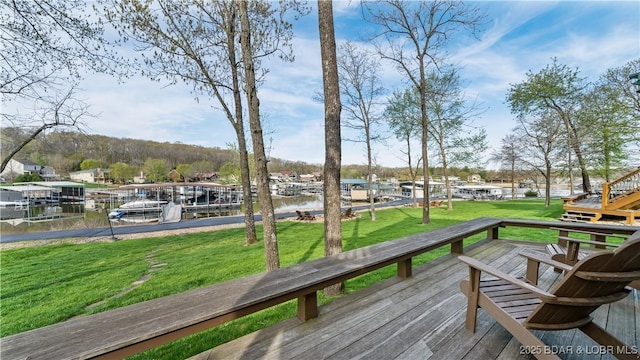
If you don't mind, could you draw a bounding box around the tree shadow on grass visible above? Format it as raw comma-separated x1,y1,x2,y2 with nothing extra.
297,232,324,263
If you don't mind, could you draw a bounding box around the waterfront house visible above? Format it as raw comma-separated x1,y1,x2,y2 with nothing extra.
69,168,110,184
0,159,42,181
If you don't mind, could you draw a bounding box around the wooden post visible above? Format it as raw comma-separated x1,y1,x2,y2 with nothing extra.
451,239,464,254
590,232,607,249
397,258,412,278
298,292,317,321
601,182,610,209
487,226,499,241
557,229,568,247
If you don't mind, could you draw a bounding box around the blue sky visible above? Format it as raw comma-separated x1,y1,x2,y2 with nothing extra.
76,1,639,169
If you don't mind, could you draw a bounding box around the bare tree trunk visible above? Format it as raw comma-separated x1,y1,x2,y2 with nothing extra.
239,1,279,271
567,143,575,195
367,131,376,221
238,140,258,246
318,0,343,296
224,5,257,246
443,164,453,211
567,123,591,193
419,65,431,224
421,118,431,223
510,160,516,199
545,162,552,207
405,138,419,207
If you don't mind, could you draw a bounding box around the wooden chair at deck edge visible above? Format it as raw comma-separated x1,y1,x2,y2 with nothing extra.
540,230,640,289
459,235,640,360
545,227,633,268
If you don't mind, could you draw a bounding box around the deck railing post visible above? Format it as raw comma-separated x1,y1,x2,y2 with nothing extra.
557,229,568,247
298,292,318,321
590,233,607,249
602,181,610,208
451,239,464,254
397,258,412,278
487,226,499,241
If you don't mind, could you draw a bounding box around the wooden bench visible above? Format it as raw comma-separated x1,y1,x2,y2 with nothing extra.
1,217,503,360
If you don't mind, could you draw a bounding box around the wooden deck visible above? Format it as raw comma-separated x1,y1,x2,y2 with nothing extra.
191,240,639,360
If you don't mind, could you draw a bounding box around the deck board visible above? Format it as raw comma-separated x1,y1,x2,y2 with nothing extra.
190,240,639,360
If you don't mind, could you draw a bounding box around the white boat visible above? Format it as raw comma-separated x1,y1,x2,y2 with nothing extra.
453,185,504,200
108,200,167,222
119,200,167,209
119,216,160,223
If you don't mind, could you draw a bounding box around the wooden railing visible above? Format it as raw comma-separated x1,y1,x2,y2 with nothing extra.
2,218,638,360
602,167,640,209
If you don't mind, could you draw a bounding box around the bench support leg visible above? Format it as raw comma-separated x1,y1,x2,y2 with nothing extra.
298,292,317,321
397,258,412,278
451,239,463,254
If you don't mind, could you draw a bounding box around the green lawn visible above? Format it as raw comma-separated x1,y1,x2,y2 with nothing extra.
0,199,566,359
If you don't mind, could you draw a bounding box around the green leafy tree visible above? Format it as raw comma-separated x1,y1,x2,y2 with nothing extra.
577,83,631,181
602,58,640,123
142,158,168,183
589,59,640,173
191,160,215,181
14,173,42,182
79,159,104,170
175,163,193,182
507,58,591,192
219,161,240,184
109,162,135,184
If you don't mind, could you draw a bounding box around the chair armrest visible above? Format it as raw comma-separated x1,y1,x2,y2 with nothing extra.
458,256,555,301
519,250,572,272
557,236,621,248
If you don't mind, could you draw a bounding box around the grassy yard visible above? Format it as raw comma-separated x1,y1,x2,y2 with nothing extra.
1,199,567,358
